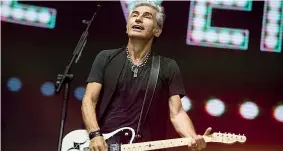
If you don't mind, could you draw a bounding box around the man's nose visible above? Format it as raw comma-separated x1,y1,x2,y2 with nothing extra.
135,15,143,23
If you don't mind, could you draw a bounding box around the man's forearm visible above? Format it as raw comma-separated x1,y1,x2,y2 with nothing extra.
81,98,100,133
170,110,197,138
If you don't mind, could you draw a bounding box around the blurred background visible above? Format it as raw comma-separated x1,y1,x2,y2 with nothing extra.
1,0,283,151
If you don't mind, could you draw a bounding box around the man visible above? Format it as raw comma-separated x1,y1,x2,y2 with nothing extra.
82,1,212,151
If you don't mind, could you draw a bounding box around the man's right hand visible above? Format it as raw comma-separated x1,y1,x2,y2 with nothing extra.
89,136,108,151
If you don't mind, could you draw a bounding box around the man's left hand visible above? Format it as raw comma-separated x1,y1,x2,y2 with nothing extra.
187,127,212,151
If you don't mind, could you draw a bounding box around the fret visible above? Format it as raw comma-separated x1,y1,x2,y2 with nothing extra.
121,137,193,150
121,136,214,151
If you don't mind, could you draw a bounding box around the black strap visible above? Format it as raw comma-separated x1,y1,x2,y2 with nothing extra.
136,54,160,139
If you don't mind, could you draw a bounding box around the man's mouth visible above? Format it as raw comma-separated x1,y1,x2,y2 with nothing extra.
131,25,145,30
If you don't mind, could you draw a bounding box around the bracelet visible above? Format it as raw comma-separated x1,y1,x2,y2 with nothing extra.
89,130,103,140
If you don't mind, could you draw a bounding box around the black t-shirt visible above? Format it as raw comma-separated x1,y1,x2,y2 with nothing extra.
99,56,151,133
86,48,186,140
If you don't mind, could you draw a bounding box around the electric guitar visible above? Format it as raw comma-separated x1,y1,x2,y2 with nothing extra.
62,127,246,151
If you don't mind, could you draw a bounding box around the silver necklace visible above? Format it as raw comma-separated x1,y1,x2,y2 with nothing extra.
126,48,150,78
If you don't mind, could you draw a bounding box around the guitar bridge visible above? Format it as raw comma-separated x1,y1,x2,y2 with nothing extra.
109,143,120,151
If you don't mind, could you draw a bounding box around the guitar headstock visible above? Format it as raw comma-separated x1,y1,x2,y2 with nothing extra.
210,132,246,144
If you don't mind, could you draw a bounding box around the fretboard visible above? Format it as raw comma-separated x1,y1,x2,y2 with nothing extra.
121,136,211,151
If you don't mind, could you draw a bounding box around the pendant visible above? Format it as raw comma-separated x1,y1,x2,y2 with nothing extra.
131,65,138,77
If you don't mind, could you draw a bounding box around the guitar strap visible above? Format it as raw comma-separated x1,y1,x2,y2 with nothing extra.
136,53,160,140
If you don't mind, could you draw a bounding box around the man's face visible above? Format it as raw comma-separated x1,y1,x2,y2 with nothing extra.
126,6,162,40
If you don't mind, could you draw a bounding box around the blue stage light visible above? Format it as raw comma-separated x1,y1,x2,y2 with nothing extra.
7,77,22,92
74,86,85,101
40,82,55,96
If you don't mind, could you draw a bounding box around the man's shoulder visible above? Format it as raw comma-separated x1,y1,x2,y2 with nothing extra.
99,46,125,57
159,55,178,66
157,55,180,79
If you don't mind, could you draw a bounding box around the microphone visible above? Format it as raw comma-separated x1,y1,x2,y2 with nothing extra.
82,4,102,25
82,20,89,24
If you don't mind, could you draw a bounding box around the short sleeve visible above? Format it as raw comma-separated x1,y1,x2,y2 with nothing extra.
168,60,187,98
86,50,108,84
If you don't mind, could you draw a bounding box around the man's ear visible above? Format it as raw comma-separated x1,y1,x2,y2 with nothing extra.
154,27,162,37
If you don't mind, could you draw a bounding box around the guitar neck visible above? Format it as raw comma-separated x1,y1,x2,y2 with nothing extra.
62,128,246,151
121,136,212,151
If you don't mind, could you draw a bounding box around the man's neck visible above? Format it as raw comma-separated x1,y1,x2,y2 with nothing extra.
127,38,153,64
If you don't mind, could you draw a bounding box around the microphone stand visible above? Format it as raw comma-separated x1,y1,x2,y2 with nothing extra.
55,4,102,151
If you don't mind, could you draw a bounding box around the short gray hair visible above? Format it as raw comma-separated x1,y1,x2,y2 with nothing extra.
128,1,166,28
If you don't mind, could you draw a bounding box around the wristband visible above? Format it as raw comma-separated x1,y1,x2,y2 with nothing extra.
89,130,103,140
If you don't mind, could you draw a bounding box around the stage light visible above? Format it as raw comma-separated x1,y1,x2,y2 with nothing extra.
265,36,278,48
240,101,259,120
74,86,85,101
195,4,207,16
231,32,244,45
235,0,248,7
187,0,252,50
38,10,51,23
273,105,283,122
0,0,57,29
11,6,24,20
1,5,11,18
260,0,282,53
205,98,225,117
268,0,281,9
266,23,279,35
25,8,37,22
191,30,205,42
209,0,221,5
7,77,22,92
1,0,13,6
205,29,218,43
193,16,205,29
267,10,280,21
218,31,231,44
40,82,55,96
181,96,192,112
222,0,234,6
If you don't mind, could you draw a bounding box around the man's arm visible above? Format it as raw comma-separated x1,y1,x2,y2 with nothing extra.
81,82,102,132
82,82,108,151
169,95,212,151
169,95,197,138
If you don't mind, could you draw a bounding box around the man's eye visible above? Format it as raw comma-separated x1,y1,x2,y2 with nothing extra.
145,16,151,19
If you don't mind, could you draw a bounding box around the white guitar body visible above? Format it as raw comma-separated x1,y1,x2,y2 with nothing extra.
62,127,135,151
62,127,246,151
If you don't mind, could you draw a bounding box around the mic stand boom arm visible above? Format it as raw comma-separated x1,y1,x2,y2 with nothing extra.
55,4,102,151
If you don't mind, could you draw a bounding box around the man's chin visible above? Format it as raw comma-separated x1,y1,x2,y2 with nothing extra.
128,34,148,40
